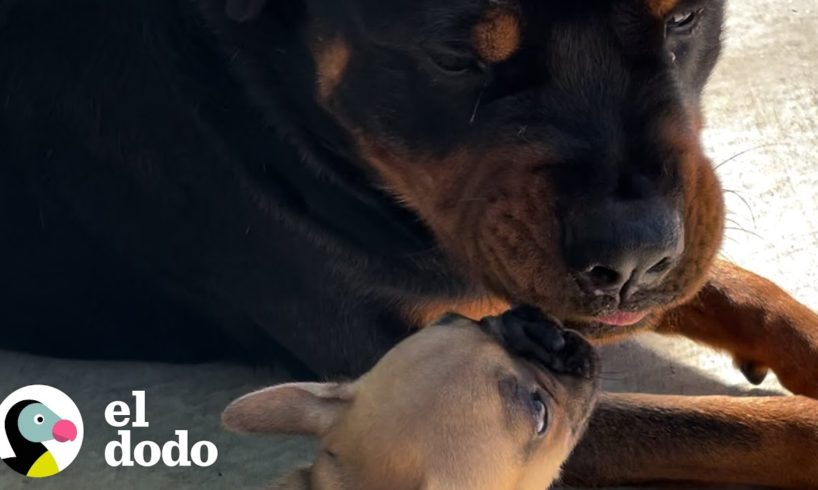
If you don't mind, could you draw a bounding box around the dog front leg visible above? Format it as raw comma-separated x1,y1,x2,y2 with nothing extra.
656,259,818,397
562,393,818,488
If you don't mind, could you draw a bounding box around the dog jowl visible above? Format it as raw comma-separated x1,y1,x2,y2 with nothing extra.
294,0,727,338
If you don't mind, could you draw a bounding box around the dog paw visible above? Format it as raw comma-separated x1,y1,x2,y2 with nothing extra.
737,332,818,397
481,306,597,378
733,358,769,386
765,344,818,398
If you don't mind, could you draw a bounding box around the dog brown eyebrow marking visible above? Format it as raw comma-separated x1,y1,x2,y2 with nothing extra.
473,7,521,63
314,37,350,100
646,0,681,17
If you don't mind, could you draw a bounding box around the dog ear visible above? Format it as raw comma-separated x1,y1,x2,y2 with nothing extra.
225,0,268,22
222,382,354,436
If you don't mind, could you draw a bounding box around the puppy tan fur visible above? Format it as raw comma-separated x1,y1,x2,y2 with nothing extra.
223,309,599,490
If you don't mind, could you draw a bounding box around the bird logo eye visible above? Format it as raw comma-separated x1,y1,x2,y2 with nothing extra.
34,414,45,425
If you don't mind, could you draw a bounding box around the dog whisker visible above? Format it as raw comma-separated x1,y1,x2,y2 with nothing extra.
717,249,737,263
723,189,758,228
469,78,491,125
713,142,785,171
724,226,766,242
469,89,486,125
725,217,754,231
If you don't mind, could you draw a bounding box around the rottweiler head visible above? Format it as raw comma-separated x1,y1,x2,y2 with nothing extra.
223,308,598,490
220,0,726,339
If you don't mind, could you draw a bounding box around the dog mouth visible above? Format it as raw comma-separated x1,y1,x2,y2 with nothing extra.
475,249,677,339
545,286,673,337
590,310,649,327
566,284,676,326
564,309,656,340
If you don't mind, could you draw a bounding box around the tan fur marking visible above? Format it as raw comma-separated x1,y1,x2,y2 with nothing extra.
314,38,350,100
473,8,521,63
406,295,510,327
646,0,681,17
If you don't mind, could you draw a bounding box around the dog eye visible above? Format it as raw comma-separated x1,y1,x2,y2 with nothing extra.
666,9,702,35
530,391,549,437
427,49,483,76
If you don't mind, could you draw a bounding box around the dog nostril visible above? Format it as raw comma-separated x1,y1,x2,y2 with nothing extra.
586,265,621,288
647,257,673,275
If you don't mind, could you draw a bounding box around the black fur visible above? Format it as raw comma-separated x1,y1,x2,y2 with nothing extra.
0,0,725,376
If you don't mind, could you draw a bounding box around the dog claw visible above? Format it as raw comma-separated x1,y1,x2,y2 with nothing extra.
735,359,770,386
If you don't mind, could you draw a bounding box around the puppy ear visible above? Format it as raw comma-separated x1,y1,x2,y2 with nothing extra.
222,382,354,436
225,0,268,22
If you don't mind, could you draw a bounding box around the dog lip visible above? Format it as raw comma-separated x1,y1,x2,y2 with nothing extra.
594,311,648,326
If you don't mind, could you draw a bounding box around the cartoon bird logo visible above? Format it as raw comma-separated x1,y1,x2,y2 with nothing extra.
2,399,78,478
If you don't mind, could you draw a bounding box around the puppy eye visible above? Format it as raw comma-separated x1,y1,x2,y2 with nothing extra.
34,414,45,425
666,9,702,35
530,391,549,437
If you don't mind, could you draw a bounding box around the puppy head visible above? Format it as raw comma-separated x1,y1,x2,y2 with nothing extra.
223,311,598,490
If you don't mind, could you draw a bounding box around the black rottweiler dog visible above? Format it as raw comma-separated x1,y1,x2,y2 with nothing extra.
0,0,724,372
2,0,818,486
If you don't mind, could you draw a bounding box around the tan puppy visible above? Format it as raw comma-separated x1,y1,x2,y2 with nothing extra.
223,307,599,490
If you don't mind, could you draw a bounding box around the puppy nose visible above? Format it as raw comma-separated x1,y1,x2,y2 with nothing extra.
562,198,684,299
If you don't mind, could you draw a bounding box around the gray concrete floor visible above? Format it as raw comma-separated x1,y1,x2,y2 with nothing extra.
1,1,816,488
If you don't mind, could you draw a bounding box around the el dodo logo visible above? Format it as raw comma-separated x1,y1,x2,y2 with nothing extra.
0,385,83,478
104,391,217,468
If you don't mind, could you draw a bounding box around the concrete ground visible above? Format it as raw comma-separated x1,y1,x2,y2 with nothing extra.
1,1,816,488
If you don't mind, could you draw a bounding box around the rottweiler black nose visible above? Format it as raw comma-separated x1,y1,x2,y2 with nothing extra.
562,198,684,299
